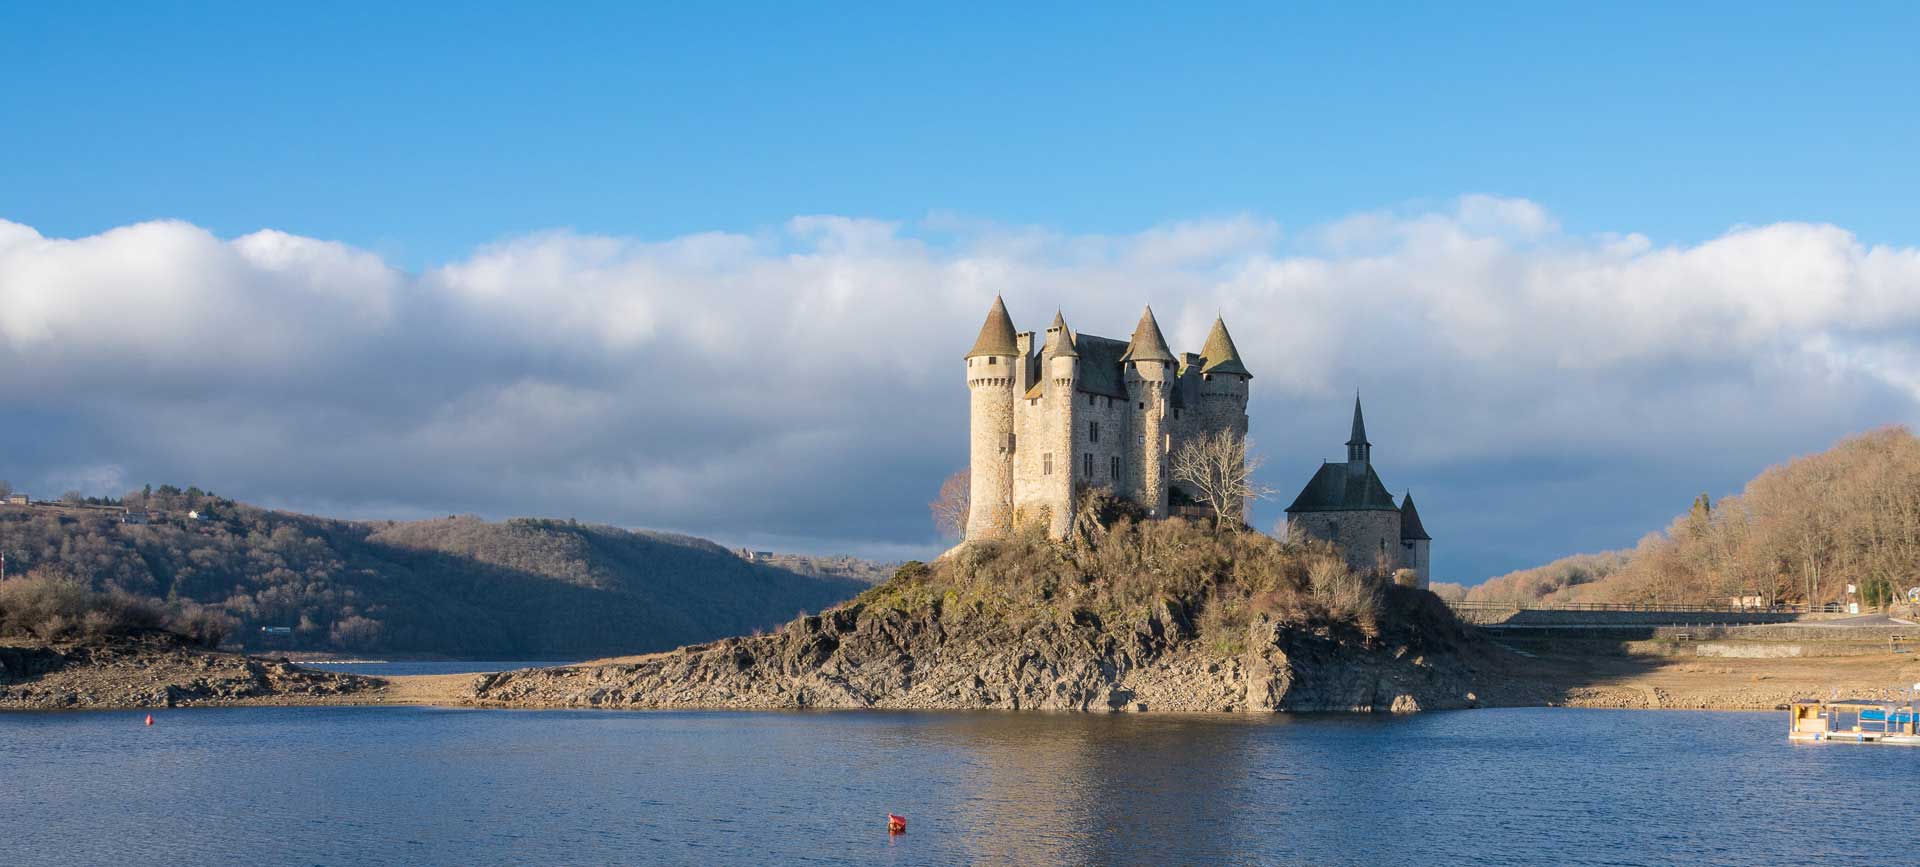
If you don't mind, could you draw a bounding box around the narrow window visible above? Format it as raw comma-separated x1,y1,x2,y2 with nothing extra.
1087,393,1095,406
1044,453,1052,475
1008,434,1017,452
1083,453,1093,476
990,357,999,365
1111,455,1121,479
1089,421,1099,443
1137,402,1144,410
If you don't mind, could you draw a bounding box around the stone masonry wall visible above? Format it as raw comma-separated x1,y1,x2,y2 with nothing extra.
1288,510,1404,577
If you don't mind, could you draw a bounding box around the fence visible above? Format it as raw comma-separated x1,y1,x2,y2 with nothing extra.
1446,599,1842,615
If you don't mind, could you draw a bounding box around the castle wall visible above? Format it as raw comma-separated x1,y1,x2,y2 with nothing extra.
1287,510,1403,577
1072,391,1132,501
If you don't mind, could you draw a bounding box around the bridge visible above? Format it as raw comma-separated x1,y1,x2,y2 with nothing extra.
1445,600,1823,628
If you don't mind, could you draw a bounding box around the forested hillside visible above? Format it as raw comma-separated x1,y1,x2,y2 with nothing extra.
1472,426,1920,608
0,495,871,657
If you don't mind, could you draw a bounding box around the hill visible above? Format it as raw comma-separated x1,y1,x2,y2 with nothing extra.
0,498,871,658
470,508,1503,713
1470,425,1920,608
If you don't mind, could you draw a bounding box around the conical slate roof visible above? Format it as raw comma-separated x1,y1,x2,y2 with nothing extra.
965,296,1019,358
1347,395,1370,447
1121,306,1175,363
1400,493,1431,540
1043,310,1078,357
1284,462,1400,513
1199,316,1250,377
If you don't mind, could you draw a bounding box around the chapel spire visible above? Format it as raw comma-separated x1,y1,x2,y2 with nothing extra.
1346,394,1371,465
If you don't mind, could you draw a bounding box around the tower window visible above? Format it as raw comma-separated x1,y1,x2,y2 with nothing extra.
1044,453,1052,475
989,357,998,365
1087,394,1095,406
1137,402,1144,410
1089,421,1099,443
1083,453,1093,476
1110,455,1121,479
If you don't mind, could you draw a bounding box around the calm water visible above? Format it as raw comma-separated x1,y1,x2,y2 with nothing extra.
2,706,1911,866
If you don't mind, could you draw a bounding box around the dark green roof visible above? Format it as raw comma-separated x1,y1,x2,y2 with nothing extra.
1121,306,1175,363
1199,317,1250,377
1399,493,1430,540
1072,334,1129,399
966,296,1019,358
1348,396,1370,446
1285,462,1400,512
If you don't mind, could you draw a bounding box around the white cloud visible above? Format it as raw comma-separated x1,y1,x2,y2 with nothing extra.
2,199,1917,579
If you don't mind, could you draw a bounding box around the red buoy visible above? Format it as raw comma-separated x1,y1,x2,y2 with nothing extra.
887,814,907,835
145,714,153,726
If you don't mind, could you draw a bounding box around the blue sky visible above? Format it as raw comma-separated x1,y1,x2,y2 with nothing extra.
9,4,1917,262
4,4,1920,582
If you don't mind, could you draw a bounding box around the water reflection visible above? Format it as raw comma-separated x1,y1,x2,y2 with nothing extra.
4,707,1917,866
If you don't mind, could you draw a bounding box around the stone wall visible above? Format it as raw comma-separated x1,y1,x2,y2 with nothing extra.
1288,509,1404,576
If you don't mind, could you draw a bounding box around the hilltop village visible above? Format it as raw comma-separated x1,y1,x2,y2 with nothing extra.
960,297,1432,586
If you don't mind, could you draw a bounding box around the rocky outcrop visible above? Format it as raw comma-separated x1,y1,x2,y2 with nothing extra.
469,590,1493,713
0,633,379,710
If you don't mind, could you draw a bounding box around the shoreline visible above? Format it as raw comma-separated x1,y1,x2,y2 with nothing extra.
10,633,1919,715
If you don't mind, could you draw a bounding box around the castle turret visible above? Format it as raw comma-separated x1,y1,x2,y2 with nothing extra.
1039,310,1079,536
1400,492,1432,588
1196,316,1252,521
1123,306,1175,517
965,296,1019,538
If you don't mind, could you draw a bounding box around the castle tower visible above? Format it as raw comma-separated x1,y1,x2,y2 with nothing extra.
1040,310,1079,537
965,296,1019,539
1399,492,1432,588
1122,306,1175,517
1196,316,1253,522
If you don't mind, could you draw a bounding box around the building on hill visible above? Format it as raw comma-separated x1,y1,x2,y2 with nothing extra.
1284,397,1432,587
964,296,1252,539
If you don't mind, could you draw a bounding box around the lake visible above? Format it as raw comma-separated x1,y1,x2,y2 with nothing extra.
2,705,1910,866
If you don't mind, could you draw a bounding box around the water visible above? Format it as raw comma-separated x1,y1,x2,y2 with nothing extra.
2,707,1911,866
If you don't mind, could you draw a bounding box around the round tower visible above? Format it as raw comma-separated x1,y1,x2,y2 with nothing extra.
964,297,1019,539
1196,315,1252,438
1123,306,1176,518
1041,311,1079,537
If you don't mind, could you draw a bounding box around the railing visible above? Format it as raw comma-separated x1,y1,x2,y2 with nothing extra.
1445,599,1836,614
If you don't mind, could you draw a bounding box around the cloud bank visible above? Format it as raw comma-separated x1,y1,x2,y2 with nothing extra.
3,197,1917,577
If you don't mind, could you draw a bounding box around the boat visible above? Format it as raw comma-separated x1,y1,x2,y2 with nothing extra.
1788,688,1920,745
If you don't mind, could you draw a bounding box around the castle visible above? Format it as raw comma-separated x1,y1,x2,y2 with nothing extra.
962,298,1433,587
1282,397,1431,587
964,297,1251,539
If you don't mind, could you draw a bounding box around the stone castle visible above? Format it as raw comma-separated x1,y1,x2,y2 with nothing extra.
964,297,1251,540
962,297,1433,586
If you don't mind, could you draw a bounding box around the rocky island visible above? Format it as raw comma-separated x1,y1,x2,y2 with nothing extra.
469,515,1510,713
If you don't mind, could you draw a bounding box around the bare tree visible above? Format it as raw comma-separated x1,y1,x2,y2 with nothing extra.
929,468,970,540
1169,429,1274,531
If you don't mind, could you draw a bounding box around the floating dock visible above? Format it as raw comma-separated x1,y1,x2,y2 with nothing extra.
1788,696,1920,745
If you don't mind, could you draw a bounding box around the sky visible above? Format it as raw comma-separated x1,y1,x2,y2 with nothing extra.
3,4,1919,582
